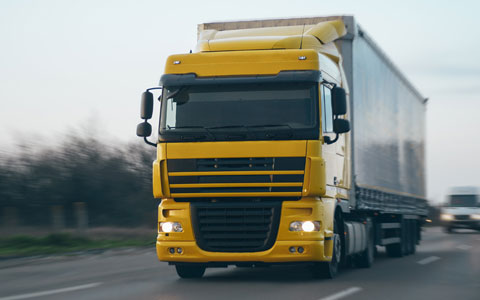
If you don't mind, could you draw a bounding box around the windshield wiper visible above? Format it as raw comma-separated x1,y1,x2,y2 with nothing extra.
247,124,294,139
206,125,251,140
247,124,293,129
208,125,248,130
165,126,215,139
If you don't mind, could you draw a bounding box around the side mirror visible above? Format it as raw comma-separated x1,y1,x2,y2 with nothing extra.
324,118,350,144
331,87,347,115
136,122,152,137
333,119,350,134
141,91,154,119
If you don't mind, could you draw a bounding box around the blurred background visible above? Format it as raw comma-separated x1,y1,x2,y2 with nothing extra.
1,0,479,245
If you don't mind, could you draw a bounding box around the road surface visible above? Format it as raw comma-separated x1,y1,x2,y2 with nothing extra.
1,227,479,300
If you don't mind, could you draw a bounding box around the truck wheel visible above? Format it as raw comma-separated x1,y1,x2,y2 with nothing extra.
444,227,453,234
402,219,409,256
175,264,206,279
410,221,417,255
405,220,413,255
312,219,342,279
386,220,404,257
356,223,375,268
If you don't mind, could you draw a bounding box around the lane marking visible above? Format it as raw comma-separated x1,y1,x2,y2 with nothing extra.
417,256,440,265
456,244,473,250
0,282,102,300
319,287,363,300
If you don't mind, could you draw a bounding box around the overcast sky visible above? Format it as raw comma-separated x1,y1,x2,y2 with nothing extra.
1,0,479,204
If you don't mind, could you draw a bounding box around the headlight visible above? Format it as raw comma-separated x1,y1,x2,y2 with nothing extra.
440,214,454,221
160,222,183,233
289,221,321,232
471,214,480,220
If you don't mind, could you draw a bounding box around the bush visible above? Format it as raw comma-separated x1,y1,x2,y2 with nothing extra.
0,130,158,228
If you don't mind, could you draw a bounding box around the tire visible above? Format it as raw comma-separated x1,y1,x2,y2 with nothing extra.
401,219,409,256
386,219,404,258
175,264,206,279
312,217,342,279
444,227,453,234
405,220,413,255
356,220,375,268
410,221,417,255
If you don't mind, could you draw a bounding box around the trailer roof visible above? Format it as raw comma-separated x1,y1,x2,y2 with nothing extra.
198,15,426,102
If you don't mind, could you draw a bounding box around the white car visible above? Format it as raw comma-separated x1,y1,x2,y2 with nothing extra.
440,187,480,233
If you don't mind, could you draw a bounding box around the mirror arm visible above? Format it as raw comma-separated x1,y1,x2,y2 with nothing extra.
324,134,339,145
143,136,157,148
321,79,336,89
146,87,163,92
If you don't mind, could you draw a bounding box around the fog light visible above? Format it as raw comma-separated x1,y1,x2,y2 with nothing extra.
297,247,304,254
289,246,296,253
168,248,175,254
177,248,183,254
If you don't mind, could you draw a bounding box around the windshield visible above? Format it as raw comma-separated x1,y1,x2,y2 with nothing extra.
448,194,479,207
159,82,318,142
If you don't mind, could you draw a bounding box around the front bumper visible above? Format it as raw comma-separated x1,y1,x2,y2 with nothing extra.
156,239,329,263
155,196,336,265
444,220,480,229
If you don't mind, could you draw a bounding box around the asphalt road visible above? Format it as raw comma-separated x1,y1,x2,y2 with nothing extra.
1,227,479,300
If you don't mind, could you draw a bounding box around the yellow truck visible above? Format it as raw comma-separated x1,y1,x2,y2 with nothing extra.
137,15,427,279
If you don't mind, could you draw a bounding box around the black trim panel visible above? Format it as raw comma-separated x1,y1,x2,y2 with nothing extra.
191,201,281,252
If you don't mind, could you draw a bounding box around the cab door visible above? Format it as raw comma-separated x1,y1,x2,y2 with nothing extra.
320,83,347,198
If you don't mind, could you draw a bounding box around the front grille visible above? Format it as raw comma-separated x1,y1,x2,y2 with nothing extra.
167,157,305,198
455,215,470,220
191,201,281,252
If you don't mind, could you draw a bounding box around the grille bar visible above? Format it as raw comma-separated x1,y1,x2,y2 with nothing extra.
199,225,270,232
170,182,303,188
172,192,302,198
198,210,273,217
168,170,304,176
168,157,305,198
202,233,268,239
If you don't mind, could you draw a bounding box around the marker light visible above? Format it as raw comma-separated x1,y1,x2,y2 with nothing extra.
289,221,321,232
160,222,183,233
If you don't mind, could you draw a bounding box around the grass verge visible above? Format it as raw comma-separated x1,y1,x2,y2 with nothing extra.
0,233,155,258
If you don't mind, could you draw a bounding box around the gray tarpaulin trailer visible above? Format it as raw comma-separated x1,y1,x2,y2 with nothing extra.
199,16,428,216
